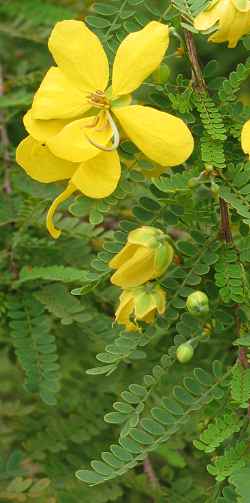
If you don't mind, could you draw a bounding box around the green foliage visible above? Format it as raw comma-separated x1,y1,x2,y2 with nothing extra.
215,247,248,303
219,162,250,227
77,362,228,485
231,364,250,408
7,296,60,405
193,412,244,454
193,92,227,142
229,466,250,503
0,0,250,501
207,442,247,481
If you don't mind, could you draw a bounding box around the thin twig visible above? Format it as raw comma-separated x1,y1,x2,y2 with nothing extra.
219,198,233,243
0,64,12,193
183,30,206,91
143,455,160,493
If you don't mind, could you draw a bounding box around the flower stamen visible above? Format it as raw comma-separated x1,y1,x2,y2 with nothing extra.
85,111,120,152
87,90,110,109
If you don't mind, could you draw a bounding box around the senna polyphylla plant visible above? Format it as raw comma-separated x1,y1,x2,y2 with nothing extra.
2,0,250,500
16,19,194,239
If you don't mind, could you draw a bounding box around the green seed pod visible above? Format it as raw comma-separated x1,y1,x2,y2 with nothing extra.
176,343,194,363
152,63,170,84
186,291,209,316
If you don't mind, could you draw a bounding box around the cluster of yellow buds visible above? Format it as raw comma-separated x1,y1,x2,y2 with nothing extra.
109,226,173,331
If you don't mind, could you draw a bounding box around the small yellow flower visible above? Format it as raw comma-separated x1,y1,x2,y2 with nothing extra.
109,226,173,288
16,20,194,238
115,284,166,331
241,119,250,156
194,0,250,48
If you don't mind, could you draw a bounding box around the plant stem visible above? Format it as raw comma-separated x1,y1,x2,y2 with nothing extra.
143,454,160,499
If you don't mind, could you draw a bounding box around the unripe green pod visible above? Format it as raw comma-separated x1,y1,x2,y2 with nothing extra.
186,291,209,316
152,63,170,84
176,343,194,363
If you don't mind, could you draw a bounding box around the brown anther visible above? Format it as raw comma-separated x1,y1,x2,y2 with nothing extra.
87,90,110,109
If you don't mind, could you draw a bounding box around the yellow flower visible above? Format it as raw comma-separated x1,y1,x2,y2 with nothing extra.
109,226,173,288
27,19,193,166
241,119,250,156
16,137,120,239
115,284,166,331
194,0,250,48
16,19,194,238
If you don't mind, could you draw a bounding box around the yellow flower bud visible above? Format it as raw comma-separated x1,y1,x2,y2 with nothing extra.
186,291,209,316
194,0,250,48
176,343,194,363
109,226,173,288
114,284,166,331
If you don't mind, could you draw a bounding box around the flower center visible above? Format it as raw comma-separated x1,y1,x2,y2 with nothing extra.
87,90,110,109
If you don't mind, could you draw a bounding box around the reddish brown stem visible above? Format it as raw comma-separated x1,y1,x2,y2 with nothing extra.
143,455,159,491
184,30,206,91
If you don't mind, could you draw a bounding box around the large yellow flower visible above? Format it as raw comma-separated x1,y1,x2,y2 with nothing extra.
27,19,193,166
115,284,166,332
194,0,250,48
16,19,194,238
109,226,174,288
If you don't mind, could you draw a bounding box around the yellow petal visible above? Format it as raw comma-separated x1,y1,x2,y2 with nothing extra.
211,8,250,47
71,150,121,198
115,290,134,324
110,247,155,288
194,1,224,31
16,136,78,183
194,0,250,47
112,21,169,97
46,182,76,239
32,67,90,120
241,119,250,156
23,109,69,142
113,105,194,166
109,243,139,269
48,20,109,92
47,115,113,162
